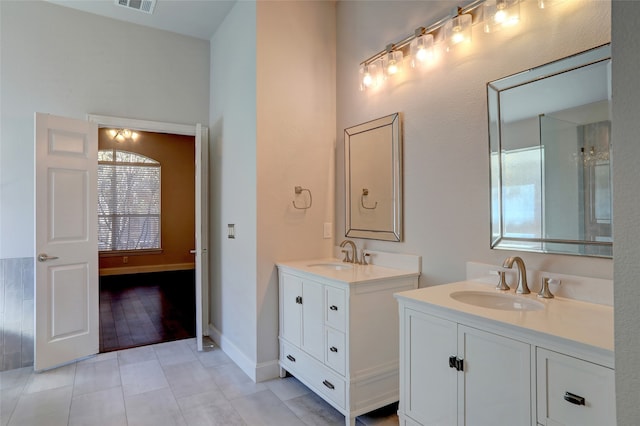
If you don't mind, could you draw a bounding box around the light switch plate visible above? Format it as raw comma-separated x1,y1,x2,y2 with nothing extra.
323,223,332,239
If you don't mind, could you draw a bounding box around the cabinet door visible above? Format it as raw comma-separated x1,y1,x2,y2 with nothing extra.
403,308,457,425
281,274,302,346
458,325,531,426
301,280,325,361
537,348,615,426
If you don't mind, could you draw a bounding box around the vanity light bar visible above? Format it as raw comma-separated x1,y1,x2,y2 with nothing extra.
359,0,557,90
360,0,485,67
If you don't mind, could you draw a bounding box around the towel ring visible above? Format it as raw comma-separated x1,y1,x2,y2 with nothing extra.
361,188,378,210
293,186,312,210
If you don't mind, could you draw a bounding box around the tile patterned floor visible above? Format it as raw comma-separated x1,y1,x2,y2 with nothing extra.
0,338,398,426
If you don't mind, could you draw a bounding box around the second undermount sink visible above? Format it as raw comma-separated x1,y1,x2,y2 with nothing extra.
450,290,544,312
307,262,353,271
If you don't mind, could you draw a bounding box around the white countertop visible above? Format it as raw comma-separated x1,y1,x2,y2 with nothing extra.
276,258,420,284
395,281,614,353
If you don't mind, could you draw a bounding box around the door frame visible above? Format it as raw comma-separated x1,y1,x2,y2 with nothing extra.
88,114,209,351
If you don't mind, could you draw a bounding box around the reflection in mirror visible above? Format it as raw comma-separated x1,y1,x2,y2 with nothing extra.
488,44,612,257
345,113,402,241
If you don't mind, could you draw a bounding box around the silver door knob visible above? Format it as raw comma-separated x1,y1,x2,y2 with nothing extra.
38,253,59,262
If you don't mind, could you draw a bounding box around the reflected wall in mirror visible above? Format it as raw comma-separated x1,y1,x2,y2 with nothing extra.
345,113,402,241
488,44,612,257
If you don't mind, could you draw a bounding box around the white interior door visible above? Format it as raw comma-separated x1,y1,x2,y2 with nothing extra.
194,124,209,351
34,112,99,371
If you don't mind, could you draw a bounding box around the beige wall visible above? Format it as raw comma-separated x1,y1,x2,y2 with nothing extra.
98,129,196,274
336,0,612,286
210,0,336,380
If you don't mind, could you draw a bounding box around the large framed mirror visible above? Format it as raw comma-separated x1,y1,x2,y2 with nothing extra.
345,113,402,241
488,44,612,257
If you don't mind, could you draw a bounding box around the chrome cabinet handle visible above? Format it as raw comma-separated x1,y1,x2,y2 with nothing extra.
37,253,59,262
286,354,296,362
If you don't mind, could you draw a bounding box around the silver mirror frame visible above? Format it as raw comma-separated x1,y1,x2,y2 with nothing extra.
487,44,612,258
345,113,403,241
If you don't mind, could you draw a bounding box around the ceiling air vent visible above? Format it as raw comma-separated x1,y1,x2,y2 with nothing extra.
115,0,156,15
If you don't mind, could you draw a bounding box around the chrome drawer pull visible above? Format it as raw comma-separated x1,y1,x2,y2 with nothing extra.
323,380,335,390
330,346,338,353
286,355,296,362
329,305,338,311
564,391,586,406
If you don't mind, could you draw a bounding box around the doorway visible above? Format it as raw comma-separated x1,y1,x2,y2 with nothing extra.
97,128,197,352
89,114,210,354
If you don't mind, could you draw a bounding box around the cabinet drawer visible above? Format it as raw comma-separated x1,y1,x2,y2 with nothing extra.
537,348,615,426
312,362,346,409
326,286,346,332
280,341,307,374
281,341,346,409
326,328,346,376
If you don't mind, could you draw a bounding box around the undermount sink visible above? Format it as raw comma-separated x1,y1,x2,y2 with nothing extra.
307,263,353,271
450,290,544,312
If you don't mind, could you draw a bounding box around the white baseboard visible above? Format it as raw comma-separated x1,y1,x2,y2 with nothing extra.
207,323,280,383
99,263,195,276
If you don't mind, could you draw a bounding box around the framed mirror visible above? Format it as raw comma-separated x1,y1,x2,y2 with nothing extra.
345,113,402,241
488,44,612,257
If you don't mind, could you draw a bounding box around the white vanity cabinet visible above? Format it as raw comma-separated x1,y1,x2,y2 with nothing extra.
277,262,419,426
400,308,531,426
396,281,616,426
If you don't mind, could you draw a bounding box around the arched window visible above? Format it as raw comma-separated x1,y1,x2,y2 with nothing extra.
98,149,161,252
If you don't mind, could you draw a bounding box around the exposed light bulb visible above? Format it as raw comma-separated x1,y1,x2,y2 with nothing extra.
451,29,465,45
363,72,373,87
410,32,435,68
416,48,428,62
494,9,507,23
387,60,398,75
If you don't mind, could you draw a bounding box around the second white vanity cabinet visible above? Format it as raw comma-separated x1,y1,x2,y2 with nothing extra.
402,308,531,426
396,281,615,426
277,260,419,426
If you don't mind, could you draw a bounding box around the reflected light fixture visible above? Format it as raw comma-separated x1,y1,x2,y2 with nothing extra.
483,0,520,32
410,28,435,68
108,128,139,142
444,9,473,51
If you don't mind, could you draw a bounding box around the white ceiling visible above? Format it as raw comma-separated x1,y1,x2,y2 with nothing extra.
46,0,237,41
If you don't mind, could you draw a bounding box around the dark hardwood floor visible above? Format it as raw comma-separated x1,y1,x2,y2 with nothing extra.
99,270,196,352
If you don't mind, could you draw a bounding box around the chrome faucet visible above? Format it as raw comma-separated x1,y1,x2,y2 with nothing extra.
502,256,530,294
339,240,359,264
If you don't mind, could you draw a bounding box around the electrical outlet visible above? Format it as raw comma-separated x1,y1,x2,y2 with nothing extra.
323,222,332,239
